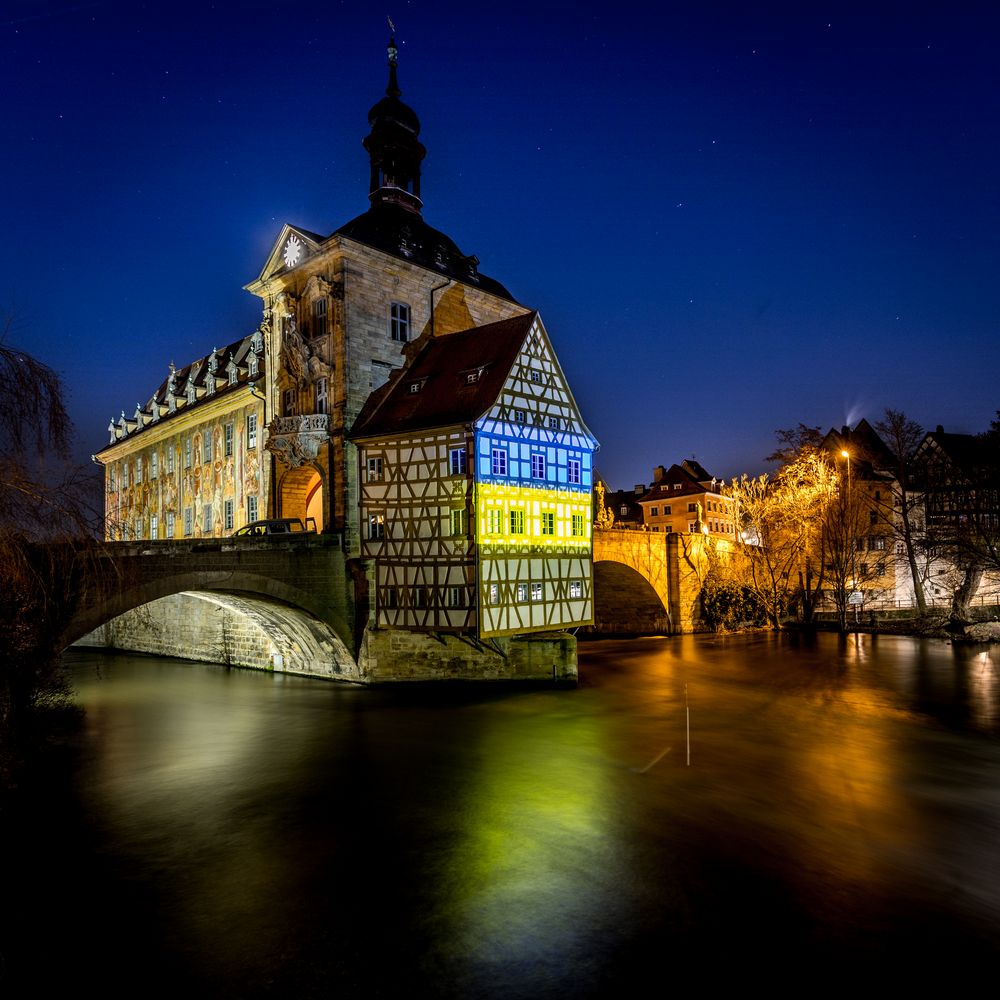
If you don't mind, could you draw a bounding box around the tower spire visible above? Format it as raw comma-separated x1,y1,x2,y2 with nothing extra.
363,32,426,214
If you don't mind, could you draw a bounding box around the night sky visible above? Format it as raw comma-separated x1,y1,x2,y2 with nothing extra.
3,2,999,488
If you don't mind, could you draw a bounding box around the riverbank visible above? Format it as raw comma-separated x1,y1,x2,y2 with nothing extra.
807,614,1000,643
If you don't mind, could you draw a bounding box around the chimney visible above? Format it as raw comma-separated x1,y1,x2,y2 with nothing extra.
652,465,666,483
936,425,944,435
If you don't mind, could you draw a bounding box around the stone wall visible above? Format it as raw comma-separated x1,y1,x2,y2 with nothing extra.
360,627,577,683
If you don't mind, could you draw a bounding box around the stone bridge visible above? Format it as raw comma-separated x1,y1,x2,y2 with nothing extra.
592,528,709,634
62,529,708,683
66,535,364,681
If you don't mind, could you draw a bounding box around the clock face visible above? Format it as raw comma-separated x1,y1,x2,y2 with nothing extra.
283,235,303,269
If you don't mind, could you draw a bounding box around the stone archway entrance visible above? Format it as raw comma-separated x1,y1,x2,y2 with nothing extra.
280,465,324,531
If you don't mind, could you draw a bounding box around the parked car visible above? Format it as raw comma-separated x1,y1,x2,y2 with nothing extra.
231,517,317,538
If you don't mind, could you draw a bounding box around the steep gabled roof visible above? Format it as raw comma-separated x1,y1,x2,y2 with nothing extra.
639,463,716,504
350,312,537,439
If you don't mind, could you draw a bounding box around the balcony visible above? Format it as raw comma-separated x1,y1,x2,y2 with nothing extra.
266,413,330,467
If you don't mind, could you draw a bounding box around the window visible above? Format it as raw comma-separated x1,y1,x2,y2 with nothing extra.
150,514,158,540
151,452,158,480
312,297,327,336
491,448,507,477
569,580,583,599
567,459,581,484
876,562,886,576
367,456,383,482
869,510,878,525
390,301,410,342
183,507,193,537
247,414,258,449
167,447,175,473
385,587,398,610
368,513,385,539
688,502,698,513
547,415,559,430
465,371,479,384
247,496,258,522
449,448,467,476
283,388,296,417
204,506,213,533
228,365,238,386
664,524,672,533
488,583,500,605
516,583,528,602
530,582,543,601
688,521,698,533
530,370,542,384
531,453,545,479
541,512,555,535
869,535,886,551
248,353,259,377
184,438,192,468
650,506,658,517
663,505,671,515
224,498,234,531
413,588,428,609
166,512,175,538
135,459,142,485
203,429,212,464
488,509,504,534
448,586,466,609
450,509,467,535
409,382,421,394
108,467,116,493
316,377,328,414
860,562,869,576
571,513,585,536
514,409,526,424
224,422,234,457
510,509,524,534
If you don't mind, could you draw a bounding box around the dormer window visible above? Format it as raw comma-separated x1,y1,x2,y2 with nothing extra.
530,370,542,384
250,329,263,354
207,351,218,374
248,353,259,377
168,393,177,413
186,378,196,404
465,371,480,385
409,381,421,394
227,360,238,385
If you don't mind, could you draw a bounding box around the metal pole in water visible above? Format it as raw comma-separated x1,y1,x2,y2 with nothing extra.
685,683,690,766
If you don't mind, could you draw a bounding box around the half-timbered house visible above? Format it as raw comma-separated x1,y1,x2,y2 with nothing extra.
352,312,598,638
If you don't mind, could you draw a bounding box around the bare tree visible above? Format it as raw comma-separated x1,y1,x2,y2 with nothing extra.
728,451,838,629
874,408,928,614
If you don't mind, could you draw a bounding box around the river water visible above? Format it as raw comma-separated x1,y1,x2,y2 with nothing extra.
4,633,1000,996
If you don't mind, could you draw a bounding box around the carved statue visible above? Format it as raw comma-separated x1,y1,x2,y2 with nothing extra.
594,481,615,530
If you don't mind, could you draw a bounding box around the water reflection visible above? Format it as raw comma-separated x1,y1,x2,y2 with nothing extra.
4,635,1000,996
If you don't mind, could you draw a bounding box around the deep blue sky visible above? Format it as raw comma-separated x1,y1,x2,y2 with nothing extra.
3,1,999,487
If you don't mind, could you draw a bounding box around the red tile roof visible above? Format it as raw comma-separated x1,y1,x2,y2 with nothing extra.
350,312,537,439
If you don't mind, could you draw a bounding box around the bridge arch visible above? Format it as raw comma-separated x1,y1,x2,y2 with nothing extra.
62,540,360,680
278,462,326,530
80,590,361,681
593,561,670,634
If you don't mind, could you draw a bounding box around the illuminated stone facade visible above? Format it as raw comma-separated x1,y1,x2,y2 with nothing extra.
97,334,267,539
637,461,736,538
